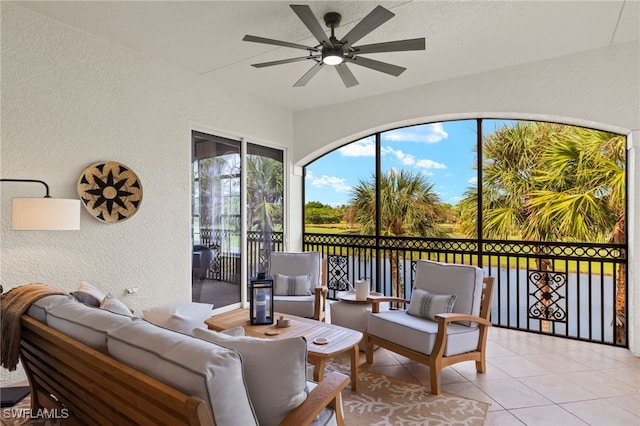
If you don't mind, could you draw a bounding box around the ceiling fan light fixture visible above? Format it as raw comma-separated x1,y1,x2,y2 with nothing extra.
322,47,343,65
243,5,426,87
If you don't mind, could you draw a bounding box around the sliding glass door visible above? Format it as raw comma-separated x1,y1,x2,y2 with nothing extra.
192,131,284,309
192,132,242,307
246,143,284,276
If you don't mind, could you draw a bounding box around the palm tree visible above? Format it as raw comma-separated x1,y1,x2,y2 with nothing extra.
525,126,626,341
349,169,445,297
459,121,626,340
246,155,283,272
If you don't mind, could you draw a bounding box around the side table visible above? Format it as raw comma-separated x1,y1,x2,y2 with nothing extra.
330,291,387,351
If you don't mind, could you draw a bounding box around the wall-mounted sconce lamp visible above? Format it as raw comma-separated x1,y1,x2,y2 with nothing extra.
1,179,80,230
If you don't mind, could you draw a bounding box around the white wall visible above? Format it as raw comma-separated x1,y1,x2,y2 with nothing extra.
0,4,292,384
291,41,640,355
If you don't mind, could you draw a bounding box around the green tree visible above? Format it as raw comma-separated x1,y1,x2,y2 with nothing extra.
526,126,626,341
246,155,283,267
458,121,625,340
349,169,445,297
305,202,342,224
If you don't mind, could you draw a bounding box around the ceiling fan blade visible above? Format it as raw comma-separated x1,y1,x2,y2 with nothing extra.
293,62,324,87
343,56,406,77
354,38,426,55
290,5,333,48
340,5,394,49
251,56,317,68
335,63,359,88
243,35,318,52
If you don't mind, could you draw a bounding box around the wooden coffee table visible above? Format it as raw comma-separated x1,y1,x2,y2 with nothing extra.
205,310,363,391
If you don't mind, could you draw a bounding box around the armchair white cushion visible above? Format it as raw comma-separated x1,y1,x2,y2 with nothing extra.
365,260,494,395
269,252,328,321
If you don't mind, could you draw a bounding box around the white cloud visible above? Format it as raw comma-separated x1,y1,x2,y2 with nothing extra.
415,158,446,169
306,171,352,193
467,176,478,185
383,123,448,143
381,146,446,170
338,137,375,157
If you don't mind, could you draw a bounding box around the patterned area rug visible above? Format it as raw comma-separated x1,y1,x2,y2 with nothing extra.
325,361,489,426
2,364,488,426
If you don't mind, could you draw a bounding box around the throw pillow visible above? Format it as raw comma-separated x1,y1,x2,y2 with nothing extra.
220,326,245,337
192,328,307,426
273,273,312,296
142,301,213,334
71,281,106,307
407,288,457,321
100,293,133,317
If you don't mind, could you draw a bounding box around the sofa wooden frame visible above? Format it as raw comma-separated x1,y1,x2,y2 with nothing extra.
364,277,495,395
19,315,349,425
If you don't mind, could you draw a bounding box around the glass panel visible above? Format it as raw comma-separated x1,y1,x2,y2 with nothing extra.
246,143,284,278
304,135,376,235
481,120,626,243
305,135,376,293
192,131,241,308
380,121,477,239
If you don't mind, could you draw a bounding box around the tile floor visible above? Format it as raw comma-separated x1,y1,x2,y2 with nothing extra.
362,326,640,425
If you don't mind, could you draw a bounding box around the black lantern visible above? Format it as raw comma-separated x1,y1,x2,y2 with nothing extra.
249,274,274,325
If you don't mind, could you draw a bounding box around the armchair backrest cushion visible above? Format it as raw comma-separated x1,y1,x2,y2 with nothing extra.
414,260,483,326
269,252,322,287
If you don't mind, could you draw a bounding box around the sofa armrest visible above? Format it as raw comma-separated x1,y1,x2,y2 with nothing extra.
279,371,349,426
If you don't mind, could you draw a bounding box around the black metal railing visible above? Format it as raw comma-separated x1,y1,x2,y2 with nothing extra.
304,233,627,347
196,229,627,347
199,229,284,283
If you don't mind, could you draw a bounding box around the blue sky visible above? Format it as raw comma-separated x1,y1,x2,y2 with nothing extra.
305,119,489,206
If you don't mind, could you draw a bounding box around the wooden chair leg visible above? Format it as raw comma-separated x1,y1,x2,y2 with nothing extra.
476,352,487,373
429,359,442,395
364,333,374,364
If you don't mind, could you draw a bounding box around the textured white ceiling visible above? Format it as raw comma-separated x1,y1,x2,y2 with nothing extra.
16,1,640,112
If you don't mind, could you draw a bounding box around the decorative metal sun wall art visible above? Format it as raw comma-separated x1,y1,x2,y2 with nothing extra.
77,161,143,223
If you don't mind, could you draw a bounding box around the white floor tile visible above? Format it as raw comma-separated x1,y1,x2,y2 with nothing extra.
561,398,640,426
518,375,599,403
510,405,589,425
473,378,553,409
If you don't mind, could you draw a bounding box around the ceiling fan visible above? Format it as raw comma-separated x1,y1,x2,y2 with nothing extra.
243,4,426,88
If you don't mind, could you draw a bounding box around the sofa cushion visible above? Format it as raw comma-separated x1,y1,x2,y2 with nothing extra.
26,294,75,323
274,273,312,296
407,289,456,321
142,301,213,334
193,328,308,426
46,300,133,353
108,320,257,426
368,310,480,357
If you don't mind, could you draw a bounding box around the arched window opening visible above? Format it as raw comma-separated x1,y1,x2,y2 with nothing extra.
304,119,628,347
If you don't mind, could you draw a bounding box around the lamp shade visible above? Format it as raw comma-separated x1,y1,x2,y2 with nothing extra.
11,198,81,230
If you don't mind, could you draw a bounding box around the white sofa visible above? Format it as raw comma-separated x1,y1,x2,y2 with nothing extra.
22,294,348,425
